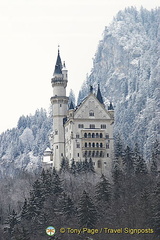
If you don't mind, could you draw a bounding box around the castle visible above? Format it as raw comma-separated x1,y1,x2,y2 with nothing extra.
43,49,114,174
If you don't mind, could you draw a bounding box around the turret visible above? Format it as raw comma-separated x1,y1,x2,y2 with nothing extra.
50,48,69,170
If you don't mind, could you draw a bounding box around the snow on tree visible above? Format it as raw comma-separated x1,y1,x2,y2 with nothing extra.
78,190,97,228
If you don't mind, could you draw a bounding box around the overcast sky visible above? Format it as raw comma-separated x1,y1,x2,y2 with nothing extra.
0,0,159,134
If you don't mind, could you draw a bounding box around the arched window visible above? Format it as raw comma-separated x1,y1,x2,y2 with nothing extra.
106,144,109,149
85,151,87,157
89,110,94,116
96,143,99,148
92,133,95,138
92,151,95,157
100,151,103,157
92,142,95,147
97,160,102,168
106,134,109,139
100,143,103,148
88,151,91,157
85,142,87,147
88,133,91,138
84,133,87,138
96,133,99,138
100,133,103,138
89,142,91,148
96,151,99,157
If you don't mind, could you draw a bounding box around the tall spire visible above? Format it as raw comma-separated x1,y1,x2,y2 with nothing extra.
54,47,62,75
96,84,104,104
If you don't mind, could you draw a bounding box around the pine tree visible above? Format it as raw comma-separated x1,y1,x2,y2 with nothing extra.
88,158,95,173
152,180,160,237
7,209,19,237
112,160,124,200
13,226,30,240
123,146,134,175
95,174,111,203
150,140,159,176
78,191,97,228
52,172,63,195
60,157,69,173
61,193,75,219
70,159,77,175
82,158,89,173
114,133,123,158
21,199,28,219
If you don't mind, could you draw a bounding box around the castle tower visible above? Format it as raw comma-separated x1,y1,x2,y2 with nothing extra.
50,49,69,170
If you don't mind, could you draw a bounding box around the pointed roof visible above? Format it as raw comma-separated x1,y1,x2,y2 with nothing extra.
54,49,62,75
90,85,93,93
69,100,74,110
96,84,104,104
108,102,114,110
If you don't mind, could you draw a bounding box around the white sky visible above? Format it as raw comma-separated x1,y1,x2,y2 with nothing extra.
0,0,159,134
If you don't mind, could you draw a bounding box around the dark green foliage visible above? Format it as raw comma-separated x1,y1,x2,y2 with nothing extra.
123,146,134,174
88,158,95,173
112,160,124,200
52,171,63,195
60,158,69,173
70,159,77,174
61,193,76,219
114,133,124,158
95,174,111,203
152,181,160,237
78,191,97,228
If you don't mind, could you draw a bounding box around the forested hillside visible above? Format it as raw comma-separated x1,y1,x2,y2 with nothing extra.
78,7,160,161
0,109,52,177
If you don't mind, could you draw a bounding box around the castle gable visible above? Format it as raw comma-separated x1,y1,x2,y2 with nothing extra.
74,94,111,120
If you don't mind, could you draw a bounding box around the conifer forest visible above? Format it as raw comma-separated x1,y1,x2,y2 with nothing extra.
0,6,160,240
0,141,159,240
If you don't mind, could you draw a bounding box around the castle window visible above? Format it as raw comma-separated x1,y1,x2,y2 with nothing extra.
85,142,87,147
96,143,99,148
77,153,79,157
100,151,103,157
56,146,58,149
55,130,58,135
90,124,95,129
89,142,91,148
92,133,95,138
92,142,95,147
92,151,95,157
76,143,80,148
89,110,94,116
88,133,91,138
106,144,109,149
100,143,103,148
88,151,91,157
96,133,99,138
107,153,109,157
78,124,84,128
97,160,102,168
101,124,106,129
76,134,80,138
100,133,103,138
106,134,109,139
61,153,63,156
60,104,62,107
96,151,99,157
84,133,87,138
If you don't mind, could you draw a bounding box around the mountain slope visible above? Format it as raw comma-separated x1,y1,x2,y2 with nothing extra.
0,109,52,177
78,7,160,159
